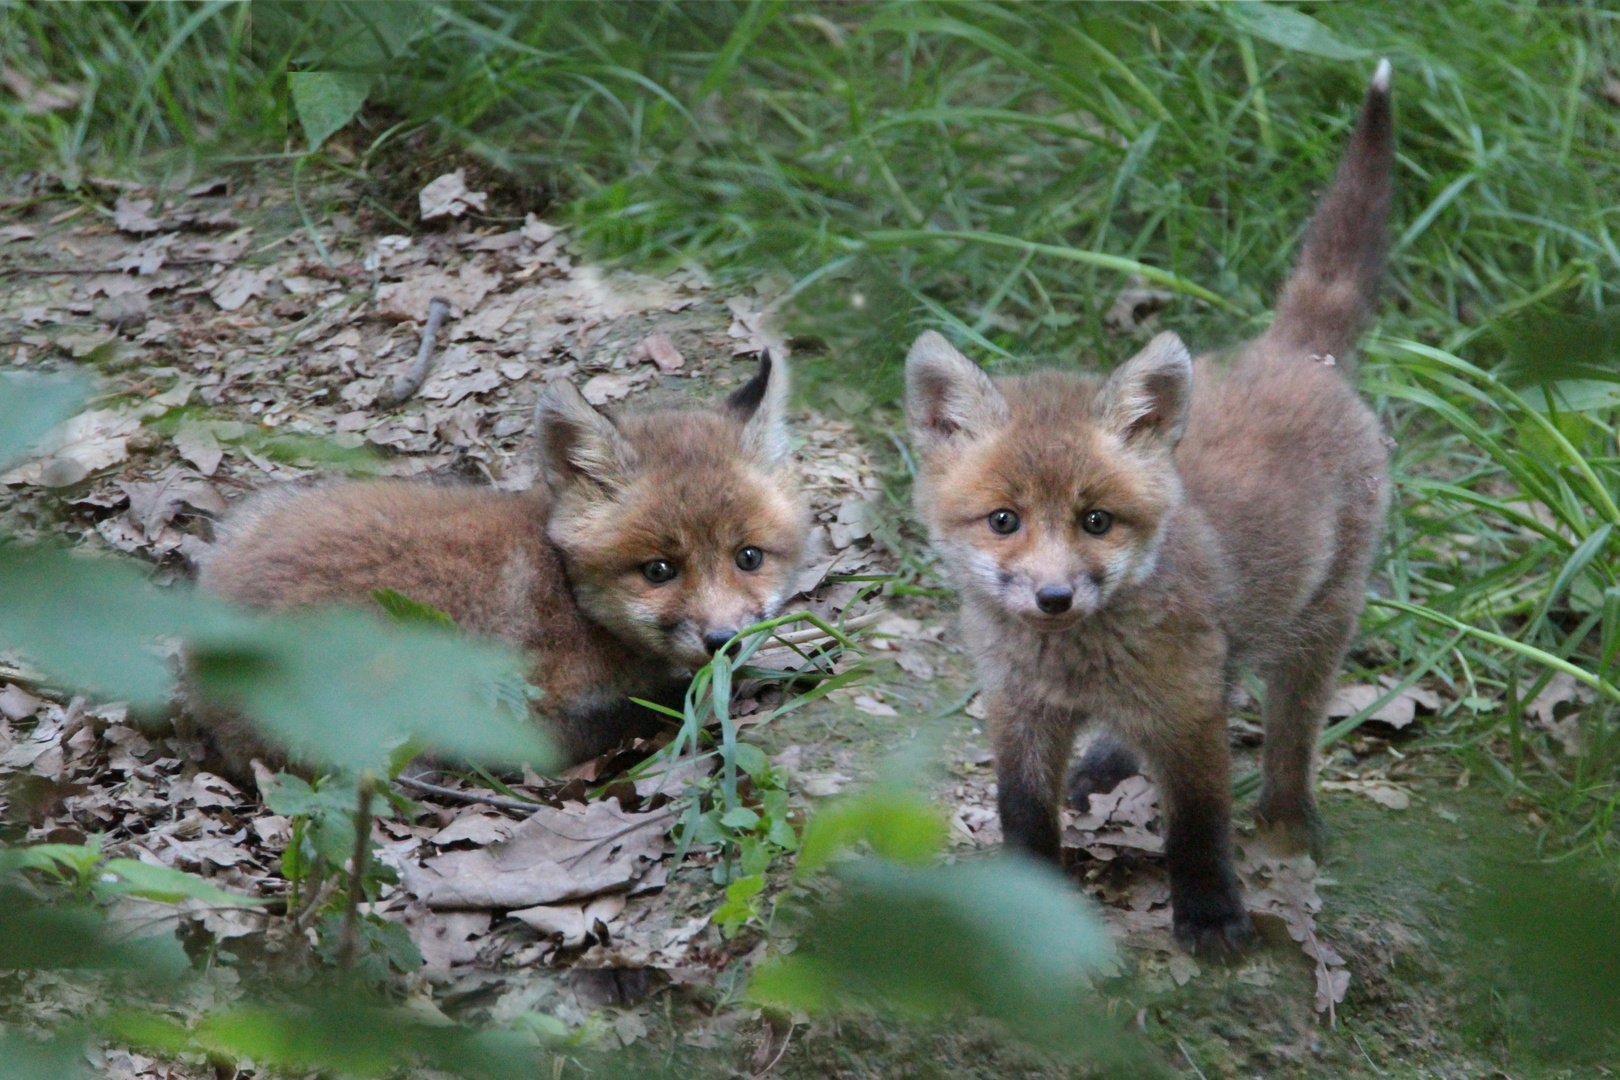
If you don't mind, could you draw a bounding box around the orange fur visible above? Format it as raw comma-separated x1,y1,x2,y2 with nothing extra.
197,356,806,777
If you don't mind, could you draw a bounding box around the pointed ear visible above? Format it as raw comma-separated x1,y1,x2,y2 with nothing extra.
534,379,637,490
1095,331,1193,449
904,331,1007,451
728,350,792,467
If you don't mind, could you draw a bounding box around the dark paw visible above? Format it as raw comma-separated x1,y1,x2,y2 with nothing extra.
1173,901,1257,957
1064,739,1140,810
1254,796,1327,860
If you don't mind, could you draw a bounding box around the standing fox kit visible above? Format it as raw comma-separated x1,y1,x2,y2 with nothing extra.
906,65,1395,953
199,354,806,773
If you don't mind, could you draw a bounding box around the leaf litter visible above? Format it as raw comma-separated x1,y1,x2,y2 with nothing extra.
0,167,899,1051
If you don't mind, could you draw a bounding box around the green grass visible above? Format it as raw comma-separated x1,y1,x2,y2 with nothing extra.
7,1,1620,868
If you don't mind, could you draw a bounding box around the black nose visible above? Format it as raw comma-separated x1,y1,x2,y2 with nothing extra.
1035,585,1073,615
702,627,739,655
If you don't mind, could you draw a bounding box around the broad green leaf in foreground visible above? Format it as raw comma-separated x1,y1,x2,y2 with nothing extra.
288,70,371,151
752,857,1125,1057
189,607,558,774
795,786,949,875
111,993,550,1080
0,371,90,470
0,891,188,976
0,1032,89,1080
0,545,556,772
1465,857,1620,1050
97,858,263,907
0,544,219,704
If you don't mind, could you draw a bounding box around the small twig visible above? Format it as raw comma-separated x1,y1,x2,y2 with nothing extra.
335,777,375,971
293,875,342,932
377,296,452,407
395,774,542,814
751,1018,795,1078
772,610,884,646
1174,1037,1209,1080
1352,1032,1387,1076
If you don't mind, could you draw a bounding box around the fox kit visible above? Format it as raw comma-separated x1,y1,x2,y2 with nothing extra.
905,64,1394,953
198,354,807,775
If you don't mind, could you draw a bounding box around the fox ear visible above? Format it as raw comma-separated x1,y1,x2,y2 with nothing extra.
1096,331,1193,449
728,350,792,467
534,379,637,491
904,331,1007,451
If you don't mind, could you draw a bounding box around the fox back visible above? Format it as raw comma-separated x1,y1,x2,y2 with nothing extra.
199,355,806,768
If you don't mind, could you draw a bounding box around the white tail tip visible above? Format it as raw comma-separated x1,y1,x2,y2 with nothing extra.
1371,58,1392,93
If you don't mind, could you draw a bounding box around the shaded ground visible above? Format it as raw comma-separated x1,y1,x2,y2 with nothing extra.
0,170,1593,1080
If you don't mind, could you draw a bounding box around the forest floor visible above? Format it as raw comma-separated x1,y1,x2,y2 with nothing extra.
0,169,1591,1080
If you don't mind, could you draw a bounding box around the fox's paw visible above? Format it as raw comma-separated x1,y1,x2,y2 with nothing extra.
1254,795,1327,861
1172,890,1257,957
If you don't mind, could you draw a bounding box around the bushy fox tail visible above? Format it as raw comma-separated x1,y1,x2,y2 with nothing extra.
1263,59,1394,365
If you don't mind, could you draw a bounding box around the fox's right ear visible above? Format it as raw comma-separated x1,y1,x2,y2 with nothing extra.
534,380,637,491
904,331,1007,452
1095,331,1193,451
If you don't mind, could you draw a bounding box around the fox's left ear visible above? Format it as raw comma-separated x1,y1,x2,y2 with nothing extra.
728,350,792,467
1095,331,1193,450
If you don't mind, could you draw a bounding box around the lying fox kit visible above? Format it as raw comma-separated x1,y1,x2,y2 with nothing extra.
198,354,807,774
906,64,1395,953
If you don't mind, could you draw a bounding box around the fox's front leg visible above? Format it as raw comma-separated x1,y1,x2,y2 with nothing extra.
989,691,1084,862
1141,706,1254,955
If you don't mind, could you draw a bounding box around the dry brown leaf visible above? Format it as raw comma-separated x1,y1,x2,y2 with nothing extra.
2,409,143,488
581,371,646,405
210,267,269,311
851,694,898,717
1326,679,1438,730
402,798,672,910
1,67,80,114
1320,778,1411,810
640,331,684,373
112,197,167,234
0,684,43,721
173,422,223,476
375,262,501,321
419,169,488,220
431,810,518,847
118,466,226,541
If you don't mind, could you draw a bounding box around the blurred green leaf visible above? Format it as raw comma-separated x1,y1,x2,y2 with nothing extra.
97,859,263,907
752,856,1122,1056
1466,857,1620,1053
0,545,224,705
0,889,188,975
288,70,370,151
1223,3,1369,60
115,991,550,1080
796,787,949,875
0,371,90,471
0,1032,90,1080
189,607,558,774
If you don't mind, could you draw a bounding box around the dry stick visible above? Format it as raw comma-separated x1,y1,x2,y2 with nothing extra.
394,774,541,814
377,295,452,407
335,777,375,971
293,876,343,933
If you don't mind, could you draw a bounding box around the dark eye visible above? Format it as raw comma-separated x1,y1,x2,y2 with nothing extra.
1082,509,1113,536
735,545,764,572
988,509,1020,535
642,559,677,584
